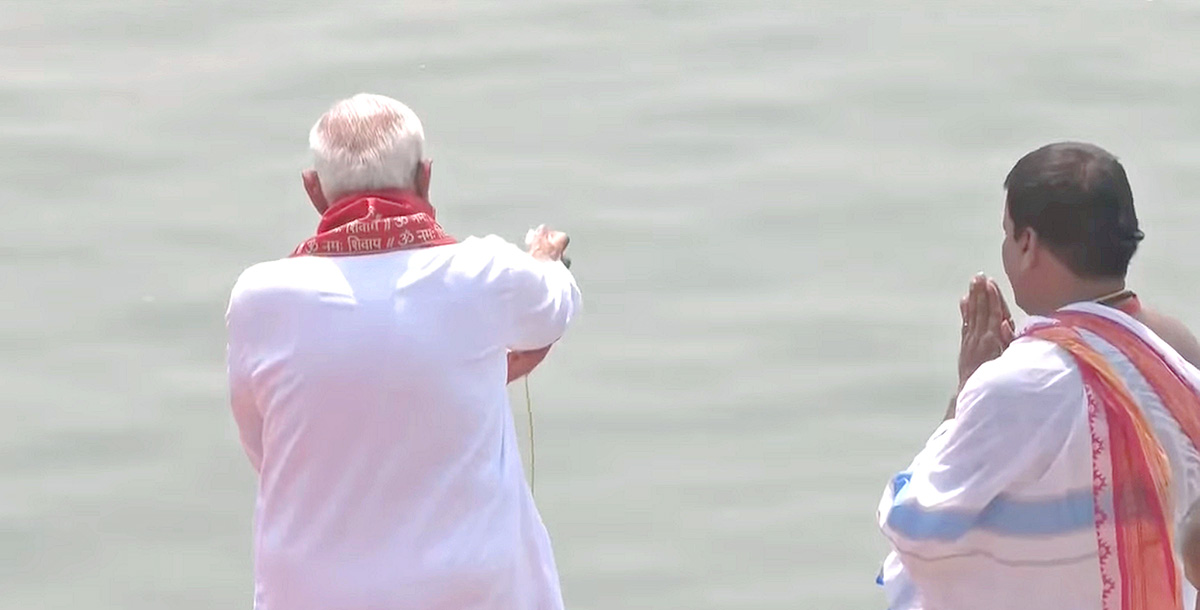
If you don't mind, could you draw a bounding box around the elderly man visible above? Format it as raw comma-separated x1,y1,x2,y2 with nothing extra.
225,93,581,610
877,142,1200,610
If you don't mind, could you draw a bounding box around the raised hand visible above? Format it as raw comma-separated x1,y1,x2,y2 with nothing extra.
525,225,570,265
507,346,552,384
958,274,1015,391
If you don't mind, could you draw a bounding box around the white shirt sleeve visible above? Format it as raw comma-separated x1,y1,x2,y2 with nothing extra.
225,275,264,473
495,245,582,351
878,339,1086,559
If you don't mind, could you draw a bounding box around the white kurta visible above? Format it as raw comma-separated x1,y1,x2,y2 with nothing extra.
225,235,581,610
878,302,1200,610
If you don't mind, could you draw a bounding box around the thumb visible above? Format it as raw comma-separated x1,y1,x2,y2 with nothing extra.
548,231,569,252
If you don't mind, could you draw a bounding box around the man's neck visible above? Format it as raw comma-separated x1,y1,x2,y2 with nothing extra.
1041,278,1127,313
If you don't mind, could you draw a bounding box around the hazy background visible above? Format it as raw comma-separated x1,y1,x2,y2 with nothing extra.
3,1,1200,608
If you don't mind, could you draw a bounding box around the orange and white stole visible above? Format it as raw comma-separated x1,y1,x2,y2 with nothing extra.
1025,309,1200,610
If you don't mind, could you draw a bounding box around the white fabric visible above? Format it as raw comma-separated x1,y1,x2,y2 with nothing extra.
225,235,581,610
877,302,1200,610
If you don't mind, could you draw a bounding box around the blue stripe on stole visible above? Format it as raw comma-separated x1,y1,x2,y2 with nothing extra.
885,471,1094,540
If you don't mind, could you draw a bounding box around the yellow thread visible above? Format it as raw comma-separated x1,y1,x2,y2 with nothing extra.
524,375,535,495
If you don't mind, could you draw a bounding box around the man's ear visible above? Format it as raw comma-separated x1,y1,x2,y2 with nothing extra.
415,160,432,199
1017,227,1040,269
302,169,329,213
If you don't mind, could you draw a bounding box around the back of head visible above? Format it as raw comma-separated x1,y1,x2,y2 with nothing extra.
310,93,425,202
1004,142,1144,279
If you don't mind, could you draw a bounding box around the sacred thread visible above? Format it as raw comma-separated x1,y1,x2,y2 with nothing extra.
524,376,536,496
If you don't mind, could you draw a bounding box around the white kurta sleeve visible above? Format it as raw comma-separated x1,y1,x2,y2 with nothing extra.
500,254,582,352
878,340,1086,560
225,279,264,474
227,345,263,473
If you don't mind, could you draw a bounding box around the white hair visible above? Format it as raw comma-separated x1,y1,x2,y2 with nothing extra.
309,93,425,202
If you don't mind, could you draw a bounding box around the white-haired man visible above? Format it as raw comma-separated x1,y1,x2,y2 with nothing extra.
225,93,581,610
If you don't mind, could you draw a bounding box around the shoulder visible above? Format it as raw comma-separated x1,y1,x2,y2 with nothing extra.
965,337,1080,395
450,234,566,285
453,235,530,267
429,235,533,289
957,337,1084,420
227,257,324,313
230,258,297,298
1138,306,1200,369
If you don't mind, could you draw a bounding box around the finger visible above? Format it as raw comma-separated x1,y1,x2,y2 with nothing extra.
962,290,974,335
524,224,548,248
1001,318,1016,345
549,231,569,253
971,276,989,330
960,296,969,336
986,280,1003,330
529,228,568,259
989,278,1012,321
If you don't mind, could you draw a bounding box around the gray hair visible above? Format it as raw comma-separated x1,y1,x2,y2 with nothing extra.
309,93,425,202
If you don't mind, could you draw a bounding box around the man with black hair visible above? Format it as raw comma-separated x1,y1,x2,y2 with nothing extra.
876,142,1200,610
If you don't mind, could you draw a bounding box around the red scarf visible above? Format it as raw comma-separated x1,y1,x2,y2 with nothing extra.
291,190,456,257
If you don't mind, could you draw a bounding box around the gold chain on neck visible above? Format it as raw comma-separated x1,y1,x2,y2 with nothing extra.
1094,288,1136,308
